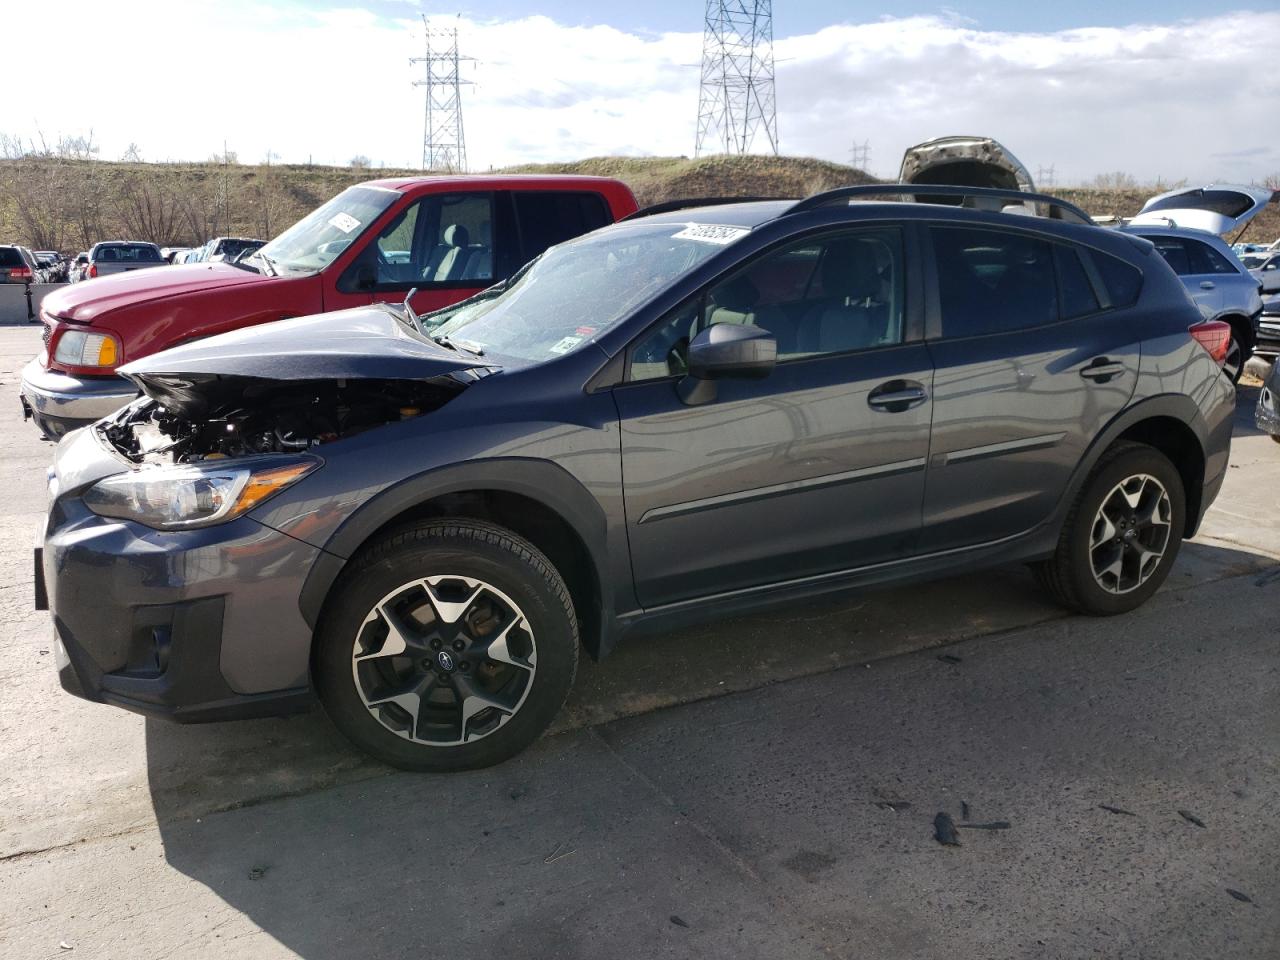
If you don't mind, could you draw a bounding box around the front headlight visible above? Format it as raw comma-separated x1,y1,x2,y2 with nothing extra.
53,330,120,368
83,457,318,529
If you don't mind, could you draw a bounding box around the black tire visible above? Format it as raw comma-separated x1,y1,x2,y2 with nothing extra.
1271,434,1280,445
314,519,578,772
1225,324,1250,385
1033,442,1186,616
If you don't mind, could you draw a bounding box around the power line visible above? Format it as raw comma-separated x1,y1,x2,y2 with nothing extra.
410,17,475,173
695,0,778,157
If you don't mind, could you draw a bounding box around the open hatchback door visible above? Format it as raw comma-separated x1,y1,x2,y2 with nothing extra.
1129,185,1278,237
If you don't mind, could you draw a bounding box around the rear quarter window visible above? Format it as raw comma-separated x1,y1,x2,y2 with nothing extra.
513,191,612,264
1091,250,1143,308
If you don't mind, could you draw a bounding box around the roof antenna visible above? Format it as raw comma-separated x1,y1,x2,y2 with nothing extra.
402,287,424,333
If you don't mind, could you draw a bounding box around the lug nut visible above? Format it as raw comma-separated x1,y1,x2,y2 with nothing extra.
460,661,470,672
430,639,441,650
453,639,465,652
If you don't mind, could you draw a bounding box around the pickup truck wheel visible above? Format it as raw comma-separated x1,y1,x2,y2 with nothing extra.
314,519,578,772
1034,442,1185,616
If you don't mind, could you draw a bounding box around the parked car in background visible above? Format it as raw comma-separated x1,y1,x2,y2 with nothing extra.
21,175,638,438
69,252,89,282
1254,295,1280,360
160,247,191,264
202,236,265,263
33,251,64,283
1122,184,1275,381
1256,357,1280,443
36,184,1235,771
1239,249,1280,295
84,241,167,280
0,245,37,284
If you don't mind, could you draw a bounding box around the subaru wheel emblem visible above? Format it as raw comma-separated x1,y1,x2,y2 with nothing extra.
437,650,456,672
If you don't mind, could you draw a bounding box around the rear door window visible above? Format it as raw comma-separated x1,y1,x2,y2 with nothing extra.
1184,239,1237,275
513,192,612,266
1055,245,1100,319
931,226,1058,337
1091,251,1143,308
0,248,22,268
1147,236,1191,276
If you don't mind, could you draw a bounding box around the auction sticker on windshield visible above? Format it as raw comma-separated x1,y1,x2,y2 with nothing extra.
328,212,361,234
673,223,751,245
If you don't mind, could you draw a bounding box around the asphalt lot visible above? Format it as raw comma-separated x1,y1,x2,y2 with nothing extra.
0,323,1277,959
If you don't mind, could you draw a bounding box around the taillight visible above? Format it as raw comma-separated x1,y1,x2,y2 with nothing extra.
11,266,32,280
1189,320,1232,365
87,263,98,278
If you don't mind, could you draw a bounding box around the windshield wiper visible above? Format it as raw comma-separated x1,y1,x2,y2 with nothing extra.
432,334,485,356
255,253,279,277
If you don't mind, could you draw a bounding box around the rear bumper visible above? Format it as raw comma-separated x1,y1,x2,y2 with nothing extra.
20,358,137,439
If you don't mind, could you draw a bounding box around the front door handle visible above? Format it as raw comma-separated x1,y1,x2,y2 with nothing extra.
1080,358,1125,383
868,380,928,412
1200,280,1216,290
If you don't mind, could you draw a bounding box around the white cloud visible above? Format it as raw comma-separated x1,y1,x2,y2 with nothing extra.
4,5,1278,184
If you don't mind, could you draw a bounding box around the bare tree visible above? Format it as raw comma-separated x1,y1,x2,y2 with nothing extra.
350,155,371,169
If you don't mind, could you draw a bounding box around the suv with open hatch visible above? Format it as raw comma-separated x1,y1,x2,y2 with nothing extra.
20,175,637,438
37,185,1235,772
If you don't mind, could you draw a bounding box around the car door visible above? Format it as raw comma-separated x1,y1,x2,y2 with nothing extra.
920,224,1140,552
1142,235,1222,318
613,225,934,609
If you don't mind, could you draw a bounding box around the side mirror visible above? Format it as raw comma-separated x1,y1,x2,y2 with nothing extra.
678,323,776,406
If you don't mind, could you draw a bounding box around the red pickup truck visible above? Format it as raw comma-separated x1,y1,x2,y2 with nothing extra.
21,175,638,437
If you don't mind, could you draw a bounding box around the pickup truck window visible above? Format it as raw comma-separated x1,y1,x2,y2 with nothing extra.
369,192,494,288
258,185,398,276
514,192,611,265
96,244,163,263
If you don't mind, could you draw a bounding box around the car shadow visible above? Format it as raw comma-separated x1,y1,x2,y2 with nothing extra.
143,537,1278,958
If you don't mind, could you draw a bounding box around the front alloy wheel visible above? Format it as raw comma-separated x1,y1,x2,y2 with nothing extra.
316,520,579,771
352,575,537,746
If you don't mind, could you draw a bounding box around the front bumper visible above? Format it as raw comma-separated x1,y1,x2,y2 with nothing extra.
1255,305,1280,358
40,437,321,721
20,358,138,439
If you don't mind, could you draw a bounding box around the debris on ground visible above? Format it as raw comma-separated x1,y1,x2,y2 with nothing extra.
248,866,268,881
670,915,689,928
933,812,961,846
936,654,962,664
961,800,971,821
1226,889,1253,903
957,821,1011,831
1098,804,1136,816
873,800,911,812
544,842,575,863
58,943,73,952
1178,810,1207,828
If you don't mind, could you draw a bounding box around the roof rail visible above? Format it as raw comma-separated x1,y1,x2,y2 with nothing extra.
620,196,788,222
782,184,1094,226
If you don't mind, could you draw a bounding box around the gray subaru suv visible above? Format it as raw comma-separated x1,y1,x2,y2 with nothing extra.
37,186,1235,771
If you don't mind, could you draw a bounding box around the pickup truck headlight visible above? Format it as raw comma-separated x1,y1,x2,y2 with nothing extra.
54,330,121,368
83,457,318,529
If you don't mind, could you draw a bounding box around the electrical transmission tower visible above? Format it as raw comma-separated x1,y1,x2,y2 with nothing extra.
1036,164,1056,189
695,0,778,157
410,18,475,172
849,139,871,172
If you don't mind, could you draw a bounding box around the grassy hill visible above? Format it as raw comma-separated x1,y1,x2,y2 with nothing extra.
1,154,1275,252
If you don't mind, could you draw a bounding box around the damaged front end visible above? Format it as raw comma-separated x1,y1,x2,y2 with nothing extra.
98,306,497,466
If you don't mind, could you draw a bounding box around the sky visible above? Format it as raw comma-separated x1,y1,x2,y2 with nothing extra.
3,1,1278,186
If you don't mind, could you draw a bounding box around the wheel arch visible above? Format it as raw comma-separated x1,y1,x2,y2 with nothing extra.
299,458,617,660
1062,395,1211,540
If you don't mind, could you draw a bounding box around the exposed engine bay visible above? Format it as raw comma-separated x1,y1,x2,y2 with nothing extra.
99,374,468,465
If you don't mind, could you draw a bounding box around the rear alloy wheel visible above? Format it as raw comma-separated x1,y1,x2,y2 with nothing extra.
1223,333,1246,384
1034,442,1186,615
315,520,578,771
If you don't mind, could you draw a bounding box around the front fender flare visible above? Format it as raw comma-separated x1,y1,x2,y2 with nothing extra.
296,457,617,657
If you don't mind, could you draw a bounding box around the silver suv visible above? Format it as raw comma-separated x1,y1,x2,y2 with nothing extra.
1122,185,1274,381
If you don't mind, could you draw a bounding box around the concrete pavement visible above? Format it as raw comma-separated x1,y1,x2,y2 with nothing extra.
0,326,1276,958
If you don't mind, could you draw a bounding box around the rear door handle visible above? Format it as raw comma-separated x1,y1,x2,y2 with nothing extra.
1199,281,1216,290
1080,358,1125,383
868,380,928,412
